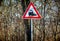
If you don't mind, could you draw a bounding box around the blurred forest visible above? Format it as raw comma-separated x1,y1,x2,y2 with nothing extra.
0,0,60,41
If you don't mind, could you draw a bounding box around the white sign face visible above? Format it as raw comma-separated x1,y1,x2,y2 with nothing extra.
25,5,38,17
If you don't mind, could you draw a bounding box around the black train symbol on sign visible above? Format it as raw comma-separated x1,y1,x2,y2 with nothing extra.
28,10,36,16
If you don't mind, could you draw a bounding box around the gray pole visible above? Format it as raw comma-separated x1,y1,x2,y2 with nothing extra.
30,19,33,41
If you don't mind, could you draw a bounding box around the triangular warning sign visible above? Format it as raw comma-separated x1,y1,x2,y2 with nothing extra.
22,2,42,19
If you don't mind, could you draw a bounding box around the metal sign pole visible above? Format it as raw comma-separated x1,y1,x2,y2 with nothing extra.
30,19,33,41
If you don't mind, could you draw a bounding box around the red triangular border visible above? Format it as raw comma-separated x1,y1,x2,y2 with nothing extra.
22,2,42,19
